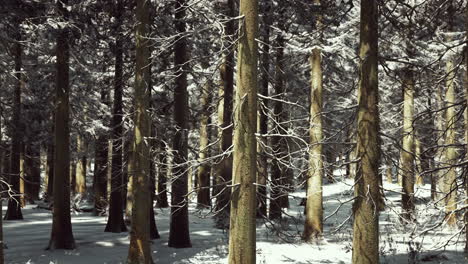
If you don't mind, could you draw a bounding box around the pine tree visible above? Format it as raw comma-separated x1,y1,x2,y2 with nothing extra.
256,1,271,219
47,0,75,250
352,1,381,263
4,15,23,221
303,0,324,241
169,0,192,248
401,70,415,221
127,0,153,262
105,0,126,233
227,0,258,262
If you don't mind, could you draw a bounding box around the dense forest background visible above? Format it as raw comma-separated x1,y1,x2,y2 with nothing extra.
0,0,467,263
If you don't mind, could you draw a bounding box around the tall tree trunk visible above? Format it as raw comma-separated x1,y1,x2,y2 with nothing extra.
75,134,87,195
215,0,235,224
4,19,24,220
401,70,415,221
304,1,324,239
169,0,192,248
352,2,381,264
197,83,212,208
443,43,457,227
269,4,286,219
47,0,75,249
93,128,109,215
105,0,127,233
228,0,258,262
256,1,270,218
127,0,153,262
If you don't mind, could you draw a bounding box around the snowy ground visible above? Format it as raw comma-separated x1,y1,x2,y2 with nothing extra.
3,179,467,263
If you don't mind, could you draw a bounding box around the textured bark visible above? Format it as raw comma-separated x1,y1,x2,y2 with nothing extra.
303,20,324,240
105,0,126,233
0,113,3,264
443,50,457,227
215,0,235,223
47,0,75,249
127,0,153,261
4,21,24,220
352,1,380,263
401,70,415,221
197,83,211,208
169,0,191,248
256,1,270,218
227,0,258,262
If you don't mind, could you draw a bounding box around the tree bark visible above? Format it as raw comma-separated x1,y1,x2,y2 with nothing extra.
352,1,381,263
256,1,270,218
443,46,457,227
47,0,75,249
4,18,24,220
215,0,235,225
169,0,192,248
227,0,258,262
75,134,87,195
105,0,127,233
401,70,415,221
127,0,153,261
197,83,212,208
303,4,324,239
269,4,287,219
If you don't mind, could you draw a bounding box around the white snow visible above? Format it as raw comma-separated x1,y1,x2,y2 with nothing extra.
3,179,466,263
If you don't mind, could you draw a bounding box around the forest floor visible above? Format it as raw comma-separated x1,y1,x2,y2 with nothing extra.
2,179,467,263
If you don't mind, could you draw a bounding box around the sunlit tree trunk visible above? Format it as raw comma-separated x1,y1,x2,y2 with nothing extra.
401,70,415,221
197,83,211,208
227,0,258,262
127,0,153,262
75,134,87,195
352,1,381,263
443,48,457,227
304,0,324,238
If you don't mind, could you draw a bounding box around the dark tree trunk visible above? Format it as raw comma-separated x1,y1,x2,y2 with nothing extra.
47,0,75,249
215,0,235,226
4,18,23,221
168,0,192,248
156,140,169,208
105,0,127,233
256,1,270,219
269,6,286,219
